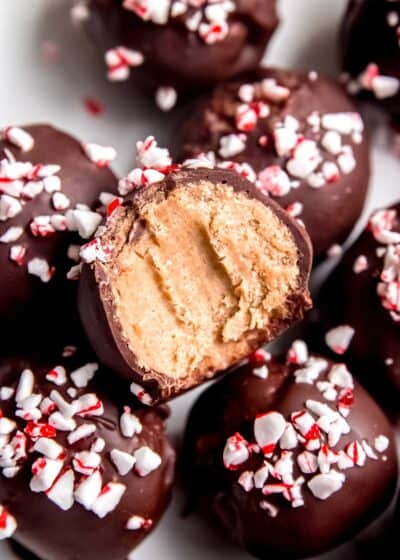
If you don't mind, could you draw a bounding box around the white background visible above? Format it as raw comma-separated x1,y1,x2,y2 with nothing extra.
1,1,399,559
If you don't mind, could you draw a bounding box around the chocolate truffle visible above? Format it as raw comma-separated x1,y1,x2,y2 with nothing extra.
177,68,370,260
314,202,400,416
0,340,175,560
0,124,118,338
84,0,279,109
183,342,398,560
342,0,400,121
78,138,312,403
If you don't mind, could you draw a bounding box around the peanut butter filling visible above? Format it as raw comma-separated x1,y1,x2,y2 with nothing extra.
110,181,300,386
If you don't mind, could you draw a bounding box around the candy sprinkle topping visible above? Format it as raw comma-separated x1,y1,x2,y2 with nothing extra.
222,343,391,517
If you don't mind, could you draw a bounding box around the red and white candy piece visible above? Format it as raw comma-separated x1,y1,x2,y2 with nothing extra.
257,165,291,197
155,86,178,112
136,136,172,170
346,441,366,467
82,143,117,167
238,470,254,492
254,412,286,456
80,238,111,264
16,369,34,403
70,363,98,388
0,195,23,221
9,245,26,266
353,254,368,273
287,340,309,365
67,423,97,445
123,0,170,24
74,470,102,510
325,325,355,355
134,446,162,476
279,423,298,450
126,515,153,530
27,258,54,283
0,226,23,243
223,432,249,470
120,407,143,438
0,505,17,539
3,126,34,152
130,382,153,406
297,451,318,474
30,457,64,492
291,410,321,451
46,366,67,386
120,168,165,193
307,470,345,500
33,437,64,460
105,47,144,81
73,451,101,476
46,468,75,511
92,482,126,519
374,435,389,453
110,449,136,476
65,208,102,239
253,365,269,379
219,134,246,158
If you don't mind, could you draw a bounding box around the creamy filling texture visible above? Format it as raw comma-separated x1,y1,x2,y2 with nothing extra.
111,181,300,381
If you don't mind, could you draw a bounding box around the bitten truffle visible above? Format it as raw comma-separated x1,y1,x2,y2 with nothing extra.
84,0,279,109
0,124,118,338
342,0,400,121
177,68,370,260
314,202,400,416
78,137,312,403
0,341,175,560
182,343,398,560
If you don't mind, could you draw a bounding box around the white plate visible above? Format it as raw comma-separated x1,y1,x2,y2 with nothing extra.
0,1,398,559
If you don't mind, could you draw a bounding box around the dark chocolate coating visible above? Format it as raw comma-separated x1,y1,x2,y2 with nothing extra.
86,0,279,93
0,124,118,341
342,0,400,121
177,68,370,260
314,202,400,416
78,166,313,403
0,340,175,560
182,357,398,560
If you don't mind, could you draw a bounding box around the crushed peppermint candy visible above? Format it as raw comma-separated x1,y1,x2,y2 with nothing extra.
367,207,400,321
2,126,34,152
222,343,391,516
130,382,153,406
353,254,368,273
126,514,153,530
177,74,365,234
134,446,162,476
120,407,143,438
155,86,178,112
105,47,144,82
0,505,17,539
0,126,118,281
82,143,117,167
123,0,235,45
0,351,166,528
347,63,400,100
325,325,355,355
